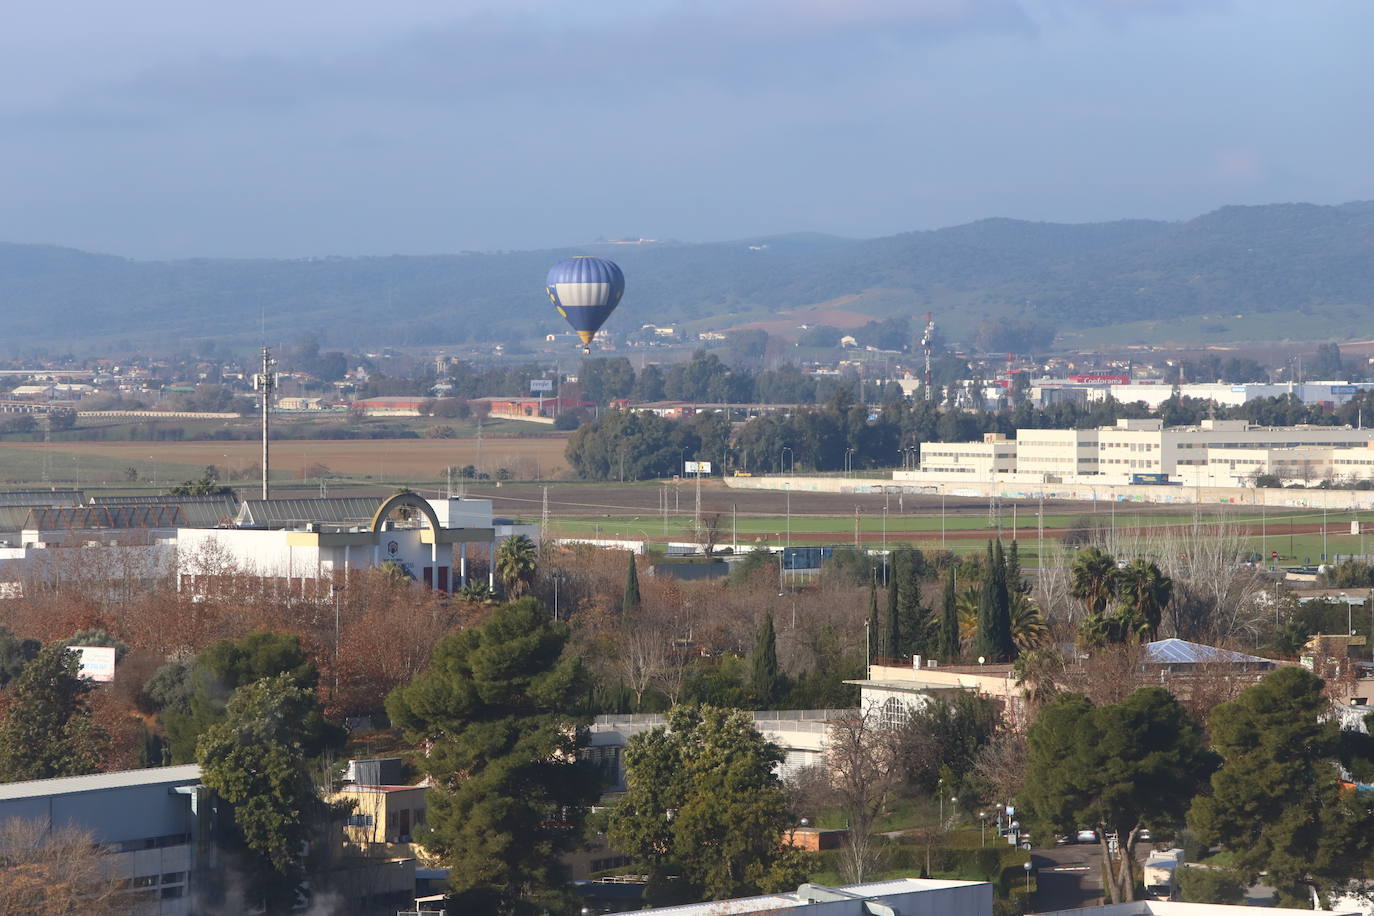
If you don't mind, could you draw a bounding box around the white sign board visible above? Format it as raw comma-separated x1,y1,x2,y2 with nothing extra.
684,461,712,474
529,379,554,393
68,645,116,683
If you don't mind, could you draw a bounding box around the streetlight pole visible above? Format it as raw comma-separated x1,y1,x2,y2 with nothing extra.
331,584,345,697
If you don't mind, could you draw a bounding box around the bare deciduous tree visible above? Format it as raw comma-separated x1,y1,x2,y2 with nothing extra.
0,818,131,915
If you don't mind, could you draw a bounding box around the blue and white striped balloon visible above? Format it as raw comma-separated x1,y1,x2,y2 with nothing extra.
546,256,625,352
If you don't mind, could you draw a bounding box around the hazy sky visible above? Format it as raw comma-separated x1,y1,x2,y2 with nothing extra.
1,0,1371,259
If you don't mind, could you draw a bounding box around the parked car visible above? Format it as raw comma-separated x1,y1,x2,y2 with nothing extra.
1076,828,1099,844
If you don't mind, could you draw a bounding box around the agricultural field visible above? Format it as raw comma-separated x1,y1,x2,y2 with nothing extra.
0,432,571,489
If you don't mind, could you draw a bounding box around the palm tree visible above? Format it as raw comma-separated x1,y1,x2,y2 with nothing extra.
1010,593,1050,652
955,584,982,651
495,534,538,598
1013,648,1064,709
1070,546,1119,617
1115,558,1172,639
457,581,494,604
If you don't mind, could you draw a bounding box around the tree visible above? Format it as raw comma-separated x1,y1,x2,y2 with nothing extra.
749,613,782,706
196,675,334,913
1188,667,1374,906
1070,546,1119,617
66,627,128,662
938,568,960,663
169,475,235,496
885,573,901,659
623,550,641,617
0,625,39,688
608,705,810,904
386,599,598,915
867,582,880,664
1022,688,1212,904
799,707,899,883
1116,558,1172,639
0,818,130,915
891,691,999,797
976,540,1013,662
494,534,538,598
0,644,109,782
161,631,341,764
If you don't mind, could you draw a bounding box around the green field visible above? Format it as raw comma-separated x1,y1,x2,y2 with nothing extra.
547,504,1374,565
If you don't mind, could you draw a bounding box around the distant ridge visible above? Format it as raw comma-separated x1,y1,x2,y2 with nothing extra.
1,201,1372,353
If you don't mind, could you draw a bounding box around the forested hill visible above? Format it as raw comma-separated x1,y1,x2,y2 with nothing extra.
3,201,1373,353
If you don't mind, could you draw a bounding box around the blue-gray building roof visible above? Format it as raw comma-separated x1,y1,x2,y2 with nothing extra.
0,764,201,801
1144,638,1275,666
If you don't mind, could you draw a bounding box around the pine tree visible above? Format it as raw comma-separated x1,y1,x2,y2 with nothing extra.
885,572,901,659
939,569,960,663
750,613,782,706
0,644,109,782
623,550,642,617
387,599,599,914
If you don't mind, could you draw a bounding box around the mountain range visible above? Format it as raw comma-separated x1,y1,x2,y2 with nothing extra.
3,200,1373,355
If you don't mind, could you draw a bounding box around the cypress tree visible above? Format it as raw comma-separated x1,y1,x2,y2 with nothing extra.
750,612,782,706
939,568,960,663
885,571,901,659
976,541,998,661
622,550,641,617
987,539,1014,662
899,566,934,658
867,581,880,666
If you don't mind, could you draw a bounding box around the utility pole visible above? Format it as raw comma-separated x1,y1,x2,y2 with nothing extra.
254,346,277,500
694,464,702,544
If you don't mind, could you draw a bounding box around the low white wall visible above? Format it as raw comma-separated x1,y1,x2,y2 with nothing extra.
724,476,1374,510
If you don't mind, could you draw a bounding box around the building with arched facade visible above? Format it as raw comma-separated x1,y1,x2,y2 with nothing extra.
175,495,532,597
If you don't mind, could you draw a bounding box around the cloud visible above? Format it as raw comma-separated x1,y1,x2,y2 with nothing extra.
3,0,1037,129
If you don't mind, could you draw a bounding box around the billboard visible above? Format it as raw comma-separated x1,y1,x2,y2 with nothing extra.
684,461,712,474
529,378,554,393
68,645,116,683
1330,385,1358,395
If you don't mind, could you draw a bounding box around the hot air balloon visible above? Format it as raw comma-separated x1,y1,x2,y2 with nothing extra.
546,256,625,354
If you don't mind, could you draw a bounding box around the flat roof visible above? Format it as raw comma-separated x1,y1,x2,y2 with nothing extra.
0,764,201,801
609,879,984,915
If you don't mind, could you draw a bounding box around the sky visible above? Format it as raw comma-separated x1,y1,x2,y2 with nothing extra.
1,0,1371,260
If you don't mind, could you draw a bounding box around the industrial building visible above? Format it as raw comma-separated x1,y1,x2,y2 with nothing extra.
897,419,1374,487
0,764,205,915
176,493,507,596
1027,379,1374,410
0,490,532,598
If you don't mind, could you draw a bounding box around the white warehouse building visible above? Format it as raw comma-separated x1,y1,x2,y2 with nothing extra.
898,419,1374,487
176,494,534,596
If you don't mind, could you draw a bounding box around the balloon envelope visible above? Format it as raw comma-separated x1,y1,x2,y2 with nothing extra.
546,256,625,348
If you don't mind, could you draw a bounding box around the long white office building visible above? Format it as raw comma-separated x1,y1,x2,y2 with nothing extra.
897,419,1374,487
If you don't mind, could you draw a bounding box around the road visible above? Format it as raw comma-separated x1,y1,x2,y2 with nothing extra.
1031,842,1105,912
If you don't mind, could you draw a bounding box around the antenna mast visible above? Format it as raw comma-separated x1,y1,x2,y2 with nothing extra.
921,311,935,402
255,346,277,500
